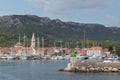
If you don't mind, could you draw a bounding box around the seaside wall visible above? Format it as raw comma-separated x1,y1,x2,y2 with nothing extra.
59,62,120,72
75,62,120,68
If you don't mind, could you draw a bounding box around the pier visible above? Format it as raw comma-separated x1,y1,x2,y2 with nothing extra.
59,50,120,73
59,62,120,72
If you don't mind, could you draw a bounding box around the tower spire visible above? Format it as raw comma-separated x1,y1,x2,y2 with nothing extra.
31,33,36,47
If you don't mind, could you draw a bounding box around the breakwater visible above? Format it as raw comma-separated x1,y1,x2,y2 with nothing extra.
59,62,120,72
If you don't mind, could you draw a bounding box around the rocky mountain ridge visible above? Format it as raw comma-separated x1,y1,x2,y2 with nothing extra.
0,15,120,40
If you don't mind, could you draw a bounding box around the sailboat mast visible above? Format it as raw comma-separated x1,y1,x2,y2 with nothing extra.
23,35,26,47
42,37,44,56
37,37,40,55
37,37,40,48
19,32,20,44
60,40,62,48
86,38,89,48
83,29,86,49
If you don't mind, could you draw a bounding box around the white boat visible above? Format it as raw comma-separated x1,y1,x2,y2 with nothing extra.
103,57,119,63
57,56,64,60
0,55,14,60
7,56,15,59
20,56,27,60
0,56,7,59
103,59,112,63
64,55,70,60
51,56,64,60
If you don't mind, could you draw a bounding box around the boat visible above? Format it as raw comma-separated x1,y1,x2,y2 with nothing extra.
103,57,119,63
19,56,27,60
51,56,64,60
0,55,15,60
103,59,112,63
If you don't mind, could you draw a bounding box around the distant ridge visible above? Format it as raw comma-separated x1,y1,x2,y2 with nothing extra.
0,15,120,40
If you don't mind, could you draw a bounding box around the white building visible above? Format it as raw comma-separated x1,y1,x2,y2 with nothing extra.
86,46,104,58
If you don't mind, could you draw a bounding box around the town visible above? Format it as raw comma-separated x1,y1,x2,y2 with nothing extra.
0,33,118,61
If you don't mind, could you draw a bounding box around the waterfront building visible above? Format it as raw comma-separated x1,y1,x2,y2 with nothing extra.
14,42,24,48
0,47,8,56
65,48,71,55
75,48,86,55
86,46,106,58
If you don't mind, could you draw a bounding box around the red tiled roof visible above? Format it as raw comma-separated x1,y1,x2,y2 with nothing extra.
87,46,102,50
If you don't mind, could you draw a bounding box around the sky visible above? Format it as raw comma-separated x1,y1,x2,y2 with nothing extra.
0,0,120,27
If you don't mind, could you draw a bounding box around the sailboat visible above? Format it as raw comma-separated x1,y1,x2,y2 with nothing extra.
14,33,27,60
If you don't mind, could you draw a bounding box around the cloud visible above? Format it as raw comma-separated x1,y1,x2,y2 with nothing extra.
105,14,120,26
25,0,120,26
25,0,112,14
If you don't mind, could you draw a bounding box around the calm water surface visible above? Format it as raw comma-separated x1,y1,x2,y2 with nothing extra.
0,60,120,80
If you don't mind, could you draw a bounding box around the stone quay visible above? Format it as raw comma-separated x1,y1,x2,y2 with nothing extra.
59,62,120,73
59,50,120,73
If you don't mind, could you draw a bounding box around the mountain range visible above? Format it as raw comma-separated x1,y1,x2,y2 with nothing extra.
0,15,120,41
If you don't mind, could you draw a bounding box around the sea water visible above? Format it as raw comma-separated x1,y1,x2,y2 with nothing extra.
0,60,120,80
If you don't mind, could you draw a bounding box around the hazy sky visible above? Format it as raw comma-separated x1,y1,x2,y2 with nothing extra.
0,0,120,27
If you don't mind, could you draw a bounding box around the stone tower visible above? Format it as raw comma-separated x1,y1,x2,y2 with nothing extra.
31,33,36,47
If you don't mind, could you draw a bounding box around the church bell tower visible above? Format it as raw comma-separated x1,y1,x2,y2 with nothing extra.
31,33,36,47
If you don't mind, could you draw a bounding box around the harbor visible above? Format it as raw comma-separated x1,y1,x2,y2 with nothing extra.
1,0,120,80
0,33,120,80
0,33,120,75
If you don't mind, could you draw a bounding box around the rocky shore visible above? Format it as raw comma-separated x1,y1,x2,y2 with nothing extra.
59,62,120,72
